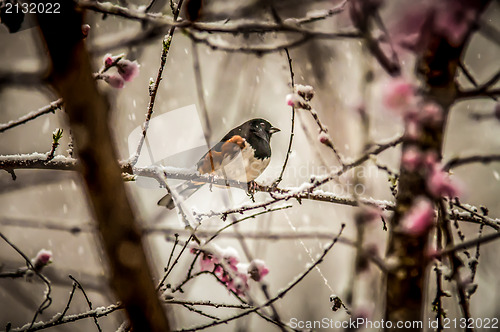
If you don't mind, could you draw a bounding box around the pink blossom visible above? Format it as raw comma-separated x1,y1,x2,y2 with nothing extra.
427,167,461,198
199,252,217,272
422,151,438,169
401,198,435,235
247,259,269,282
433,1,477,46
383,79,416,111
225,271,248,295
402,147,422,171
116,59,140,82
192,246,249,294
220,247,240,271
388,4,430,53
81,24,91,38
219,263,249,295
286,93,305,108
318,132,331,145
102,74,125,89
32,249,52,270
404,117,421,140
103,53,118,67
419,102,443,125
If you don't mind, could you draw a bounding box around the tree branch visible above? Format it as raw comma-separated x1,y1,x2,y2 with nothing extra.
35,1,171,331
0,99,63,134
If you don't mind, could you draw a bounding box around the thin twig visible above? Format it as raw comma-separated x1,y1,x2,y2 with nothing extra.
443,154,500,171
131,0,184,166
294,0,348,25
0,99,63,134
57,282,78,323
451,199,499,231
435,231,500,257
158,234,194,287
205,205,293,243
0,233,53,330
156,233,179,291
165,299,252,309
457,88,500,100
438,200,473,330
69,275,102,332
185,30,360,54
273,48,295,187
182,304,220,320
10,304,122,332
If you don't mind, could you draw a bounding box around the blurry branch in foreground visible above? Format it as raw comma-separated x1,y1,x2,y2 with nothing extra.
33,1,171,331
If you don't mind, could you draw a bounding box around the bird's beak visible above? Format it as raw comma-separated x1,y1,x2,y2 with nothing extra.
269,127,280,135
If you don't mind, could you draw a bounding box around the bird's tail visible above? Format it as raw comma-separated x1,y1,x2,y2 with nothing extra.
157,181,203,209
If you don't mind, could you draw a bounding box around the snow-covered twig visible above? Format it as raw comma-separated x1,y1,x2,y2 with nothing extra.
131,1,184,166
273,48,296,187
0,99,63,134
10,303,122,332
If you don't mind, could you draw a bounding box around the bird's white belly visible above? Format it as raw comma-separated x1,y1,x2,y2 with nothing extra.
215,145,269,182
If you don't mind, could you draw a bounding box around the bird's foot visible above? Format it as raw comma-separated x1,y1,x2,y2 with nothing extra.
247,180,258,202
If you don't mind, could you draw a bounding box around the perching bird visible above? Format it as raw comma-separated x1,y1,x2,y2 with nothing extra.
158,118,280,209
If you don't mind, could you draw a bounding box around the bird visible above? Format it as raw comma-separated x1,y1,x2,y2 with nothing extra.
158,118,280,209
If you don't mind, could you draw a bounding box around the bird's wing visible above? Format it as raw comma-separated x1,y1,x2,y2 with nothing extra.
196,135,246,174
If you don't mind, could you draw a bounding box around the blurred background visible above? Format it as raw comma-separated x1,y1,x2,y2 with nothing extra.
1,0,500,330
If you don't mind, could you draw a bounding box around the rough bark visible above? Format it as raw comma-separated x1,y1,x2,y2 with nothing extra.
384,1,492,330
35,2,171,331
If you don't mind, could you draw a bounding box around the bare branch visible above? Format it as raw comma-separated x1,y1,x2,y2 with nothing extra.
0,99,63,134
131,0,184,166
273,48,296,187
10,304,122,332
0,232,52,329
36,2,171,330
443,154,500,171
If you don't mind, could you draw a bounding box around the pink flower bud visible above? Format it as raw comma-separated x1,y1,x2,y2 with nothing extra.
383,79,415,111
220,247,240,271
404,118,421,140
422,151,438,169
103,53,115,67
116,59,140,82
433,1,477,46
286,93,302,107
401,147,422,171
199,253,217,272
102,74,125,89
427,168,461,198
318,132,331,145
401,198,435,236
81,24,91,38
248,259,269,281
32,249,52,270
419,102,443,125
